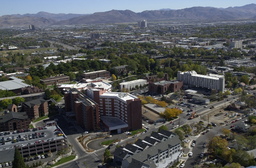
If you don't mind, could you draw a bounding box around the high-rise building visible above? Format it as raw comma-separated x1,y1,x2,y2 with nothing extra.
138,20,148,28
100,92,142,131
64,90,100,131
177,71,225,92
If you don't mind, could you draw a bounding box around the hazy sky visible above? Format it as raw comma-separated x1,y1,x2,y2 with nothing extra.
1,0,256,16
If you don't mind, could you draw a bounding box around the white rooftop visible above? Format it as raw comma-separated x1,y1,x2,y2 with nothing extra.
0,76,30,90
101,92,138,102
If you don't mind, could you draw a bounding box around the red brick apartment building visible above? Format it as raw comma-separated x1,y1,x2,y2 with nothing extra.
149,80,183,95
99,92,142,131
64,90,100,131
64,89,142,132
22,98,49,119
0,111,31,131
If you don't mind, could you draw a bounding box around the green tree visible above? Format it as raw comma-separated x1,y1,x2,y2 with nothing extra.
12,97,25,106
12,148,26,168
103,149,112,163
240,75,250,85
0,99,12,109
223,163,241,168
158,125,168,131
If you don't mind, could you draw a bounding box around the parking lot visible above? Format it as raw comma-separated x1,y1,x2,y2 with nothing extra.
0,121,67,167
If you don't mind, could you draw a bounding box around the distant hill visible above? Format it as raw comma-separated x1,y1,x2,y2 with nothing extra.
0,4,256,28
24,11,87,21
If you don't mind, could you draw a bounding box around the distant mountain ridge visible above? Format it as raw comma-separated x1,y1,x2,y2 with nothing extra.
0,4,256,28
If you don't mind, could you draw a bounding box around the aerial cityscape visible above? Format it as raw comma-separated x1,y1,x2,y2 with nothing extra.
1,2,256,168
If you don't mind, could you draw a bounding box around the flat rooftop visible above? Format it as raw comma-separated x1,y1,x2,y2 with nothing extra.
0,76,30,90
101,116,128,130
101,92,138,102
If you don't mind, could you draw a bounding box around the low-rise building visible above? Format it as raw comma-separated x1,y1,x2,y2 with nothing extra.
120,79,148,91
114,130,182,168
0,111,31,131
40,75,70,86
22,98,49,119
148,80,183,94
82,70,110,80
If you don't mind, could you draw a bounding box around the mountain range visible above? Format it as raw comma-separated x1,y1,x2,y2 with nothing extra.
1,4,256,28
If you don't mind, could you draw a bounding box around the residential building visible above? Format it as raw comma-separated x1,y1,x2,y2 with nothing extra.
22,98,49,119
114,130,182,168
177,71,225,92
148,80,183,94
64,90,100,131
40,75,70,86
82,70,110,80
0,111,31,131
99,92,142,131
120,79,148,91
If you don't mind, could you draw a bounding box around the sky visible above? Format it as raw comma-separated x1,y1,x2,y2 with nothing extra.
1,0,256,16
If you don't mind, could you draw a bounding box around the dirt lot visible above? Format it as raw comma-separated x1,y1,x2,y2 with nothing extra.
201,106,242,125
142,106,162,122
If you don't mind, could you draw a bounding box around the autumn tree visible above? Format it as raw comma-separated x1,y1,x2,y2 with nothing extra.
161,108,182,120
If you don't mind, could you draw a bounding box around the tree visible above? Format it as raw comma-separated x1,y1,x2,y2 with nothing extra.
111,74,117,81
222,128,231,137
12,97,25,106
12,148,26,168
158,125,168,131
103,149,112,163
0,99,12,109
240,75,250,85
223,163,241,168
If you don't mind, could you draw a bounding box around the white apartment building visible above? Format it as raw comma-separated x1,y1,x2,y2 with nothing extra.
119,79,148,91
177,71,225,92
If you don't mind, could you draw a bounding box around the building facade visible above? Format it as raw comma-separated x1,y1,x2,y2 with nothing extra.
119,79,148,91
149,80,183,94
177,71,225,92
22,98,49,119
0,112,31,131
100,92,142,131
64,90,100,131
114,130,181,168
40,75,70,86
82,70,110,80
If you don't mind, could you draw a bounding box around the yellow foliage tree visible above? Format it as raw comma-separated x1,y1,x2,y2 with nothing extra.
111,74,117,81
161,108,182,120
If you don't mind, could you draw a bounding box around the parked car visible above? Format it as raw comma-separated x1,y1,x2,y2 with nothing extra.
188,152,193,157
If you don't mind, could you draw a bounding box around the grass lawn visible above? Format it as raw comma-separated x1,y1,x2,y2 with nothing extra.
130,129,145,135
32,116,48,123
101,139,117,146
51,155,76,167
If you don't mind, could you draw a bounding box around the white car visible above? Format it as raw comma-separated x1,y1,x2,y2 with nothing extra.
180,163,185,168
191,143,195,147
188,152,193,157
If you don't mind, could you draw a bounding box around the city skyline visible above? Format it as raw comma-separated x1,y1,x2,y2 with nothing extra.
1,0,256,16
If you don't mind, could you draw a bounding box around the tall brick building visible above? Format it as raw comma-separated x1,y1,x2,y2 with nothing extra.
64,90,100,131
99,92,142,131
64,89,142,132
